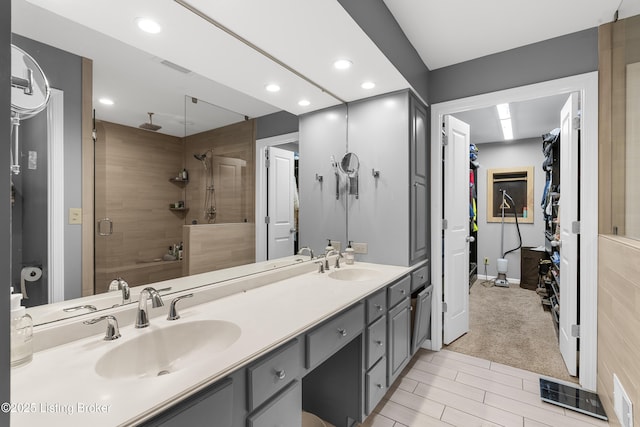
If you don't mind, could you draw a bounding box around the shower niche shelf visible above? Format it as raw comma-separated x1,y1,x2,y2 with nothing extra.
169,207,189,212
169,177,189,185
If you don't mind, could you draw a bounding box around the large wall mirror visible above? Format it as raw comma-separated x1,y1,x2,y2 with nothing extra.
10,0,318,325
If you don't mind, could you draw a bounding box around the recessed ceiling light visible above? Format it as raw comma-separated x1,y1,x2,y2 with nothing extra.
99,98,114,106
298,99,310,107
265,84,281,92
361,81,375,90
136,18,162,34
333,59,353,70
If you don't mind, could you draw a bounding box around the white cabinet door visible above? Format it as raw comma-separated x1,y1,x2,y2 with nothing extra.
443,115,471,345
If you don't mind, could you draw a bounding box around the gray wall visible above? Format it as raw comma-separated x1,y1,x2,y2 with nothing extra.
1,1,11,422
337,0,430,103
429,28,598,104
475,138,546,280
11,34,83,301
299,105,348,255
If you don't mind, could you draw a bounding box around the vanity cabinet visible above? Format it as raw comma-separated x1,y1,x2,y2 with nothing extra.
364,289,388,415
305,302,364,369
141,377,235,427
139,267,431,427
246,381,301,427
387,296,411,385
411,285,433,354
409,95,429,265
246,339,302,411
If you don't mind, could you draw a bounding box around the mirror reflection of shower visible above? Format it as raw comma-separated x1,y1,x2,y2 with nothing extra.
193,150,217,223
10,44,51,175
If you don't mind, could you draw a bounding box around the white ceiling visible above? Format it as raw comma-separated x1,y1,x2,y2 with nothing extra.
383,0,640,70
11,0,640,139
12,0,411,136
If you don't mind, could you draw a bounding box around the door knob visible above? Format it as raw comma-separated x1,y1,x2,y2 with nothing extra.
466,236,475,242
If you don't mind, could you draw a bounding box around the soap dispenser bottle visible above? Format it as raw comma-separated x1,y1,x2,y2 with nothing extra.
345,241,355,265
325,239,334,255
10,287,33,367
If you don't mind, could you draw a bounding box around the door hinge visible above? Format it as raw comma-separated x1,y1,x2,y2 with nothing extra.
265,147,270,168
264,216,270,224
572,221,581,234
573,116,580,130
442,302,448,312
442,219,448,230
571,324,580,338
442,135,448,146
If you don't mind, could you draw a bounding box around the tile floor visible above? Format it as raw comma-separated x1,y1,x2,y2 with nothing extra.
361,349,610,427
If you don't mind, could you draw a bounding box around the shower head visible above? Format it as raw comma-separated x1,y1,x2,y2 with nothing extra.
139,112,162,131
194,152,209,170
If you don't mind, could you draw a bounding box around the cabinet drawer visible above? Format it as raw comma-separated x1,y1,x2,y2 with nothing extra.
411,264,429,292
247,380,301,427
306,303,365,369
366,315,386,370
247,339,301,411
366,290,386,324
366,357,387,415
387,275,411,309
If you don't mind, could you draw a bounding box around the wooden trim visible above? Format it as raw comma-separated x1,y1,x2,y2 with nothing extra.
486,166,534,224
81,57,94,297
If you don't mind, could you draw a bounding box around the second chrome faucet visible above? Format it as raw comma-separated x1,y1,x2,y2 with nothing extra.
135,287,164,328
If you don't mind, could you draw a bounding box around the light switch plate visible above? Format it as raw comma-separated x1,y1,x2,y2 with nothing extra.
352,242,368,254
69,208,82,224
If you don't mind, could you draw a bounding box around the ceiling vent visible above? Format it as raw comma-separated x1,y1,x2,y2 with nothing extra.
159,59,192,74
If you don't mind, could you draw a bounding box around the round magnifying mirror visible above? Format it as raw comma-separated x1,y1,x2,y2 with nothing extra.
339,152,360,177
11,44,51,119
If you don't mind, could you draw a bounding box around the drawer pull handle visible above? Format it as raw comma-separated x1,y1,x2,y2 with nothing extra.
400,289,406,295
275,370,286,380
375,340,383,346
377,384,385,389
375,304,383,311
338,328,347,337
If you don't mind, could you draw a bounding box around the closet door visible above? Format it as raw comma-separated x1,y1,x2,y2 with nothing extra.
443,115,471,345
558,93,579,376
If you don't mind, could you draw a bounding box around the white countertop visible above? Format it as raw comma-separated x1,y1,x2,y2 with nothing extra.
10,262,413,426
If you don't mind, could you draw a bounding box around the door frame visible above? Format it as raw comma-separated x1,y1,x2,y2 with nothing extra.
255,132,299,262
429,72,599,391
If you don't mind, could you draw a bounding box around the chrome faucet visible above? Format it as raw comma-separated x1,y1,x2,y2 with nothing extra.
324,249,342,270
83,315,121,341
109,277,130,305
63,304,98,313
135,287,164,328
297,246,315,260
167,294,194,320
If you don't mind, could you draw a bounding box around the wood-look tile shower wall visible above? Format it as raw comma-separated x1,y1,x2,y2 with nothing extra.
93,119,256,292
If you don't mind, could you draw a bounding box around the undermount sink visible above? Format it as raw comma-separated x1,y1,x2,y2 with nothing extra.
328,268,379,281
94,320,241,380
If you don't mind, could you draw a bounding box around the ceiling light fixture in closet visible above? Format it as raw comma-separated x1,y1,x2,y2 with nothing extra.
496,103,513,140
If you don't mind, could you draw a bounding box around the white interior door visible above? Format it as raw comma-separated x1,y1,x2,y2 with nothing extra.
559,93,579,376
267,146,295,259
443,115,471,345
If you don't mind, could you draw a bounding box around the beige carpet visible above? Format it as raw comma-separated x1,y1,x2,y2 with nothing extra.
445,279,577,383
